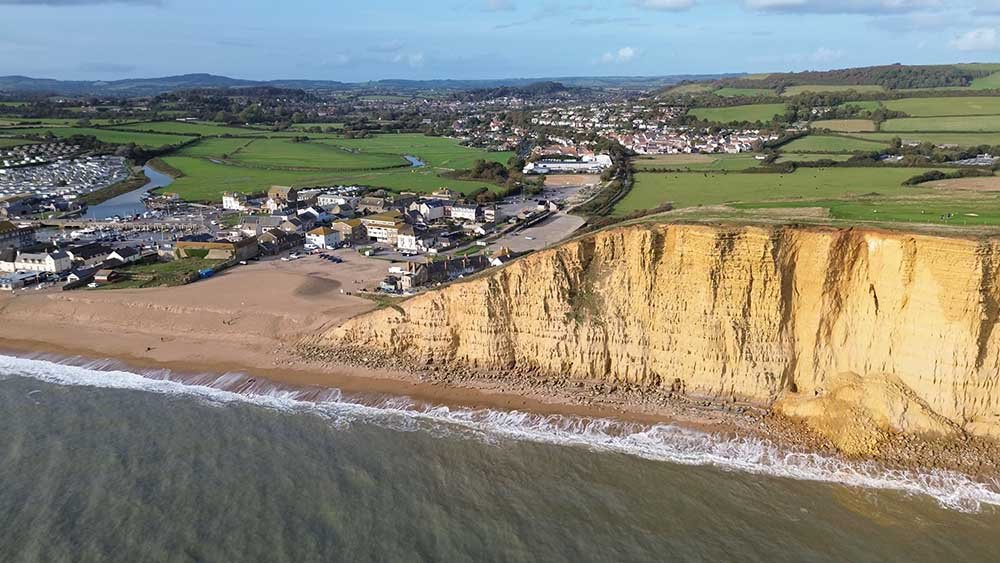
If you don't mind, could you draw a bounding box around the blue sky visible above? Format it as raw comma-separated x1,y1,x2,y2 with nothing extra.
2,0,1000,81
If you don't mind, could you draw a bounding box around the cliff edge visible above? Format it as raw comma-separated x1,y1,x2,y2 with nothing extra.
323,223,1000,454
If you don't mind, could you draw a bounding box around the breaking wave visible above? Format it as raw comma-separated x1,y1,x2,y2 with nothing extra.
2,352,999,513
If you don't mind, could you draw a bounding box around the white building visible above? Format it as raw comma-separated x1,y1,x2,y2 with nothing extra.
14,250,73,273
450,203,481,223
306,227,342,249
222,192,249,211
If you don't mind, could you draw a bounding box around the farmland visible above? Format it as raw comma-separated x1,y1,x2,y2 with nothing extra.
882,97,1000,117
970,72,1000,90
852,132,1000,147
154,133,512,201
613,167,938,214
882,116,1000,133
687,103,786,123
114,120,313,138
633,153,761,171
775,153,853,163
713,87,775,97
811,119,877,132
734,198,1000,226
782,84,886,96
3,127,190,148
780,135,887,153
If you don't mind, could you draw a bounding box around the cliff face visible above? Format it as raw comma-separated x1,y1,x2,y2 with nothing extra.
325,224,1000,450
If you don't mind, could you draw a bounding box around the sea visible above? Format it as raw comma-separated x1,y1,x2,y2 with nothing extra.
1,353,999,563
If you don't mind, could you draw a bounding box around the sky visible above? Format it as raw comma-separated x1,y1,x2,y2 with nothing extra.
3,0,1000,81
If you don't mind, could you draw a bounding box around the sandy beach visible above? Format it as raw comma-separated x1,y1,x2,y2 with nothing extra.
4,250,1000,478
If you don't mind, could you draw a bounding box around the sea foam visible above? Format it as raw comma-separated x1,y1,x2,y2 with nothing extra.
2,353,999,513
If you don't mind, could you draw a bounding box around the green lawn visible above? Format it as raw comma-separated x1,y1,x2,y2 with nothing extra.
782,84,886,96
852,132,1000,147
882,115,1000,132
105,258,226,289
713,87,775,97
3,127,190,148
613,167,938,215
688,103,786,123
882,97,1000,117
781,135,887,153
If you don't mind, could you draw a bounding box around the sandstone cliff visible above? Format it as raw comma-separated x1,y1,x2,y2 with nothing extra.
324,224,1000,452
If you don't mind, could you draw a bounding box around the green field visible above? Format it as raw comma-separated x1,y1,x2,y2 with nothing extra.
882,97,1000,117
156,133,511,201
114,120,313,138
781,135,887,153
688,104,786,123
613,167,940,215
734,198,1000,226
3,127,190,148
634,153,761,171
882,116,1000,132
783,85,886,96
970,72,1000,90
775,153,853,163
713,87,775,97
0,138,36,148
852,132,1000,147
667,83,716,95
839,100,883,112
0,117,125,128
811,119,876,132
229,138,406,170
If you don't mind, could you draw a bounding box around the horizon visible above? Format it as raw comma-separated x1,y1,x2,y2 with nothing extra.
4,0,1000,82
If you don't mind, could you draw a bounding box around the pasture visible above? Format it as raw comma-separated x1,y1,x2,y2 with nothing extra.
775,153,853,163
882,97,1000,117
734,197,1000,226
612,167,937,215
228,138,406,170
881,116,1000,133
970,72,1000,90
782,85,885,96
811,119,877,132
114,121,312,138
852,132,1000,147
713,87,775,97
780,135,887,153
633,153,761,171
3,127,190,148
687,103,787,123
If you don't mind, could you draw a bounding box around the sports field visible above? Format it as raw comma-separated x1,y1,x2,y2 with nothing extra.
688,103,786,123
781,135,887,153
811,119,876,132
614,167,938,214
4,127,190,148
882,97,1000,117
882,116,1000,132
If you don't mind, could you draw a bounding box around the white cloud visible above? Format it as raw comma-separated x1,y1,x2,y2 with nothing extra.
632,0,696,10
950,28,999,51
744,0,942,13
809,47,844,63
599,46,638,64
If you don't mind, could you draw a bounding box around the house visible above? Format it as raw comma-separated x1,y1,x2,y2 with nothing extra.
396,225,440,254
331,219,367,244
361,212,405,244
409,199,446,222
65,242,112,267
258,229,304,254
107,247,142,264
175,237,259,261
306,226,342,249
14,249,73,273
222,192,249,211
66,266,99,284
94,269,120,284
0,270,41,291
429,188,461,201
0,220,36,250
324,203,355,218
449,203,481,223
238,215,286,237
268,185,298,206
0,195,34,218
483,205,503,224
356,196,389,214
0,247,15,272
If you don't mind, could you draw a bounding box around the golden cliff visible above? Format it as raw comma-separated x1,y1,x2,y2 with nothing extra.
323,223,1000,453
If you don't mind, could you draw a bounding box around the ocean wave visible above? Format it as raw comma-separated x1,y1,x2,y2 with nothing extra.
2,353,999,513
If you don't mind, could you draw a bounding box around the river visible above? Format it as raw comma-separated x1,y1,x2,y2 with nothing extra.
84,165,173,220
